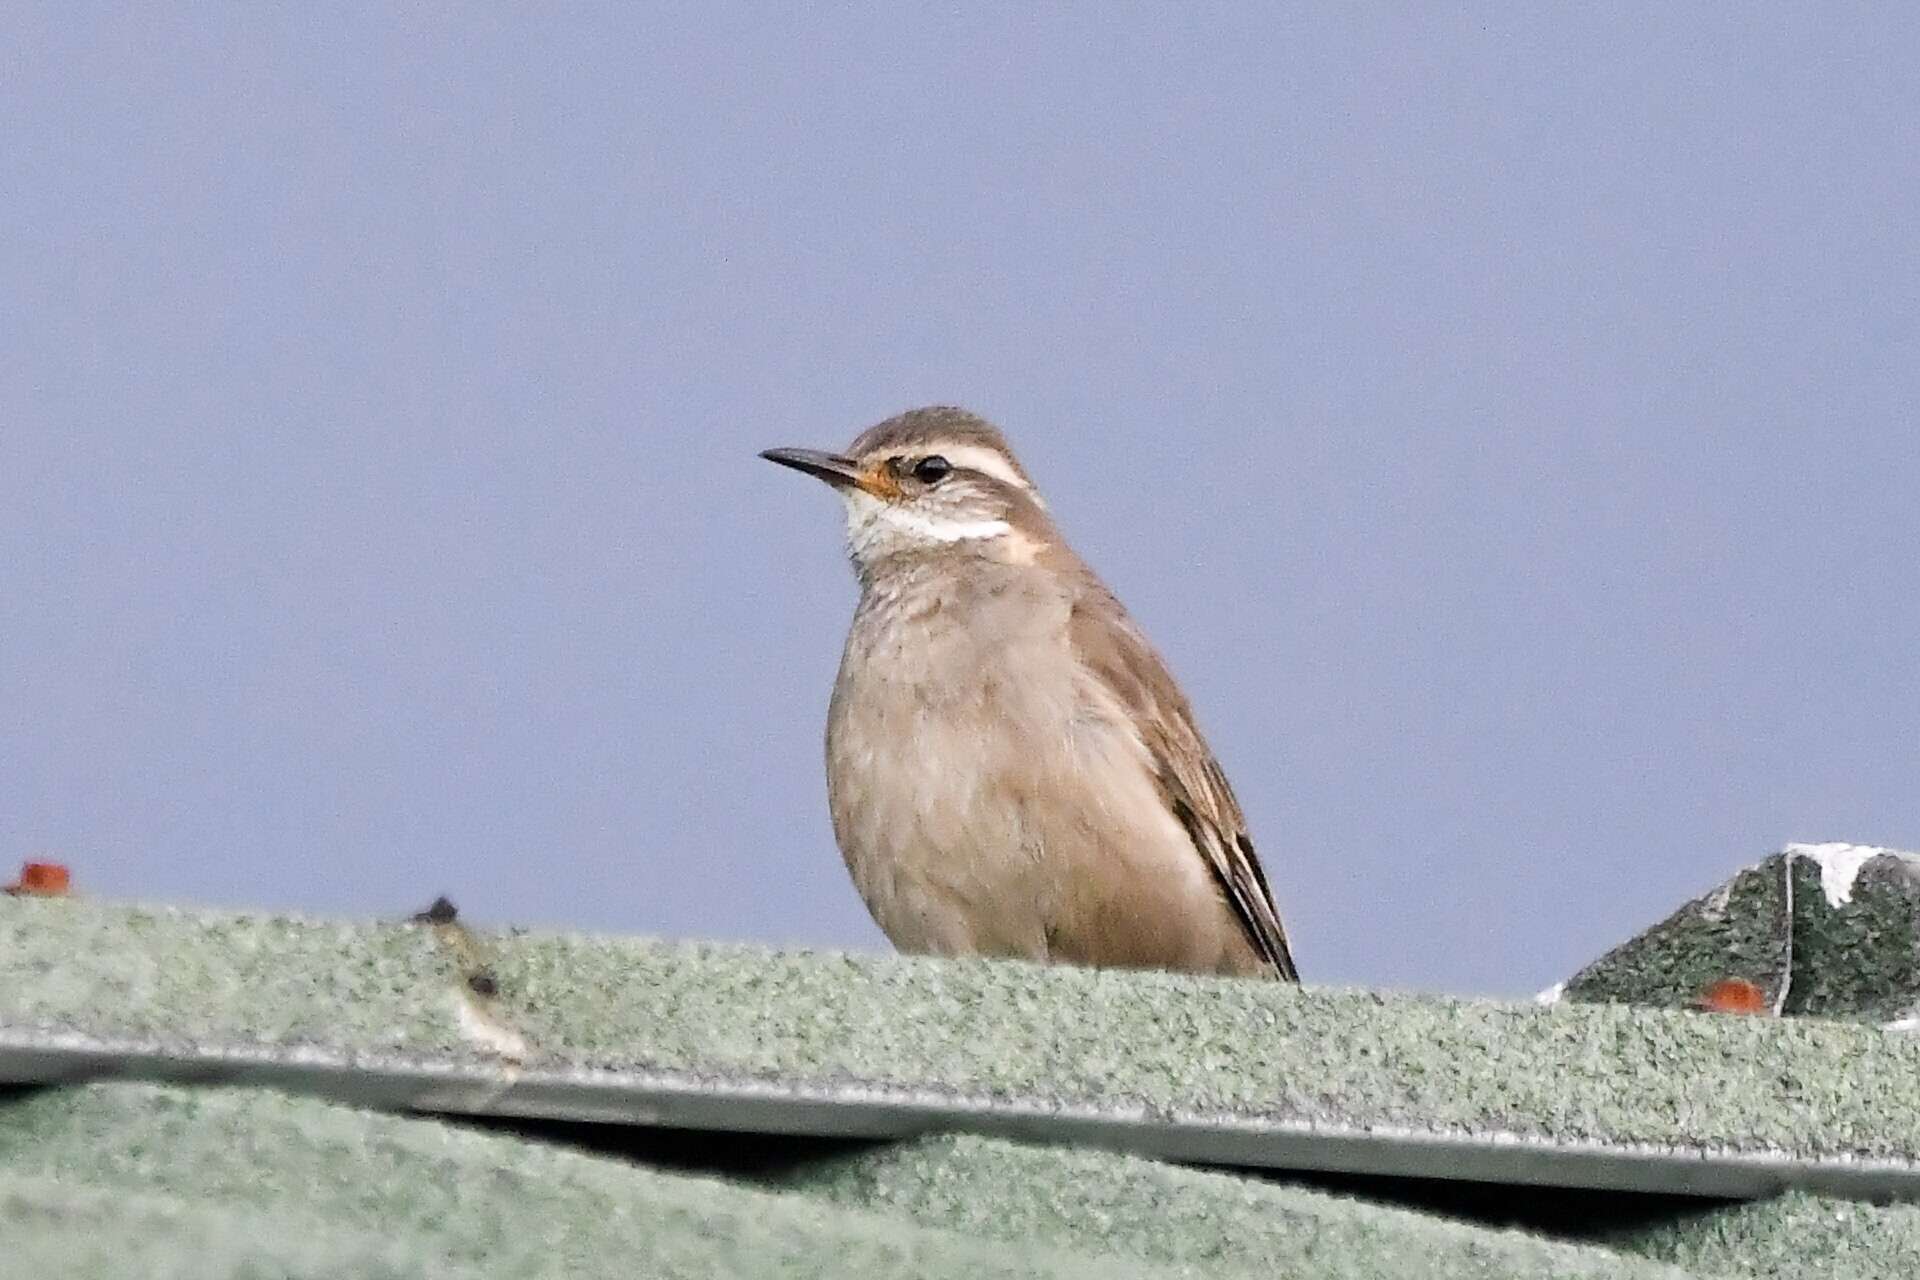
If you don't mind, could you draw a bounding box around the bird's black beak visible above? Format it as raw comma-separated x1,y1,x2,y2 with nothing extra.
759,447,864,490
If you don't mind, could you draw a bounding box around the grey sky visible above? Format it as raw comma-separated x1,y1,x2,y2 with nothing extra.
3,8,1914,994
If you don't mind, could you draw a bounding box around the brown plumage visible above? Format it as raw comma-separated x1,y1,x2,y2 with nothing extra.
761,407,1298,980
1064,577,1298,978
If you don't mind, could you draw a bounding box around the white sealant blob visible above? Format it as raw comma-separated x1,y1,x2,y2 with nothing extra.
1783,842,1908,908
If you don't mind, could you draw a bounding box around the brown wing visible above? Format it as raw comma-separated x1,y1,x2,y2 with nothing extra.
1067,581,1300,981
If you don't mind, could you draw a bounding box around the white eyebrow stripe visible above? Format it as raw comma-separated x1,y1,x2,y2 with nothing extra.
925,444,1037,496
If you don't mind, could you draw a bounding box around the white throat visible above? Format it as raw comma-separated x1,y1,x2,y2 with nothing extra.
841,491,1011,560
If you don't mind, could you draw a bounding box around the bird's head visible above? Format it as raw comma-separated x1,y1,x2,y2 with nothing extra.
761,407,1055,577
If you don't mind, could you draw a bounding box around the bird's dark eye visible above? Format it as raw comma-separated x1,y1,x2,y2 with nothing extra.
912,455,952,484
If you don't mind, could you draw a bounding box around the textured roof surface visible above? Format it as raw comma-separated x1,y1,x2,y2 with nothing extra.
9,892,1920,1195
1610,1190,1920,1280
4,849,1919,1278
1,1082,1703,1280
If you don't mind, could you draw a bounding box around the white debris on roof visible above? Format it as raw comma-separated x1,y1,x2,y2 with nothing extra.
1697,878,1737,921
1885,1001,1920,1035
453,991,529,1060
1785,843,1908,908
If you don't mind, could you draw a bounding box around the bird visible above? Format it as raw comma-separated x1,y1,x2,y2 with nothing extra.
760,406,1298,980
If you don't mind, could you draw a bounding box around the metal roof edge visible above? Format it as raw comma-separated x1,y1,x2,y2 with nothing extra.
9,1026,1918,1202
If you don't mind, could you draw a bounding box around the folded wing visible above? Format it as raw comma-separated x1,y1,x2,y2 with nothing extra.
1066,582,1300,981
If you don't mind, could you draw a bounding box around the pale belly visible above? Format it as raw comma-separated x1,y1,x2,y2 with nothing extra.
825,622,1067,958
822,582,1255,974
